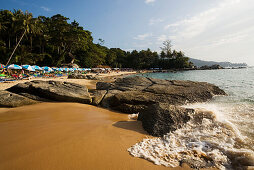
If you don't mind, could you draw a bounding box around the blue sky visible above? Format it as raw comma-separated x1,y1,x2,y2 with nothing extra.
2,0,254,65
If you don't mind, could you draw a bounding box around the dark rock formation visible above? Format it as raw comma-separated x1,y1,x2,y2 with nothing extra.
90,90,107,106
0,90,38,107
138,103,194,137
68,74,87,79
7,80,92,104
68,74,101,80
98,76,226,114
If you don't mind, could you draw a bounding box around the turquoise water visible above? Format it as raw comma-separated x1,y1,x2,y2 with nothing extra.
129,68,254,169
139,68,254,143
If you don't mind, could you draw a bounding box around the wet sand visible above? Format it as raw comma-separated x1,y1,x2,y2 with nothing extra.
0,103,190,170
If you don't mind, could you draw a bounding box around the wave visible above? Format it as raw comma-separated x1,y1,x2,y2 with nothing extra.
128,104,254,169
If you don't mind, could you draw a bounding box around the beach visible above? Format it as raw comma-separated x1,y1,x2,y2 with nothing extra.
0,71,136,90
0,103,191,170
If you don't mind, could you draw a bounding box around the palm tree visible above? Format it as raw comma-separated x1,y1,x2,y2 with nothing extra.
6,10,34,65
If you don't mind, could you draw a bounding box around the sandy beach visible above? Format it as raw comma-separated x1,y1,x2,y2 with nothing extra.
0,71,136,90
0,103,193,170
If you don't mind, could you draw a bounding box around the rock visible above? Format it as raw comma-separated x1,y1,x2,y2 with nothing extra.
91,90,107,105
96,82,113,90
68,74,87,79
19,93,51,102
0,90,38,107
138,103,194,137
7,80,92,104
98,76,226,114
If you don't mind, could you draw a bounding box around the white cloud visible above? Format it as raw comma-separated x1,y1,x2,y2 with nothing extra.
133,33,153,40
160,0,254,65
145,0,156,4
41,6,51,12
149,18,164,25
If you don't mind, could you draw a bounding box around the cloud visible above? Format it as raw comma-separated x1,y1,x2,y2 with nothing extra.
133,33,153,40
149,18,164,25
41,6,51,12
164,0,243,39
160,0,254,65
145,0,156,4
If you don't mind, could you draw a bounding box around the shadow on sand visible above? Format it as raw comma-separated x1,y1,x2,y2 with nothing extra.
112,120,148,135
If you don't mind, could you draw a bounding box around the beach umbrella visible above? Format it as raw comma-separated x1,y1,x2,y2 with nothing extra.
6,64,22,70
0,64,5,69
42,66,53,72
22,65,36,71
62,68,69,72
33,65,43,71
58,68,63,71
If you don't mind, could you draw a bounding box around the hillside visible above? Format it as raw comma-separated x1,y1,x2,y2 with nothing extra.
189,58,248,68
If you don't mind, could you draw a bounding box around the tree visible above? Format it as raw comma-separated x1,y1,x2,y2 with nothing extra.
160,40,172,58
6,10,34,65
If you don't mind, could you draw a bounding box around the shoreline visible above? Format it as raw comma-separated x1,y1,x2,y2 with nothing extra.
0,103,191,170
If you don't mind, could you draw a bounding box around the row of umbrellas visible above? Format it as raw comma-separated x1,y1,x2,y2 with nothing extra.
0,64,92,72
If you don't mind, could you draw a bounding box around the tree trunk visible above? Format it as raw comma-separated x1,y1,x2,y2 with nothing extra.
6,29,26,66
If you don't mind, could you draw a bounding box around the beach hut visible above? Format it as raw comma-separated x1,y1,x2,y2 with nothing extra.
6,64,22,70
22,65,36,72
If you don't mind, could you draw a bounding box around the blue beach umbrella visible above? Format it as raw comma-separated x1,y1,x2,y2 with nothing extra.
7,64,22,70
33,65,43,71
22,65,36,71
42,66,53,72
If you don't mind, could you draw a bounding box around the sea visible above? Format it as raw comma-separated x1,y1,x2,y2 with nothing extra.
128,67,254,169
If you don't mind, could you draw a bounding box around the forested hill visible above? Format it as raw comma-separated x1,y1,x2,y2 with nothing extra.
0,9,192,69
189,58,248,68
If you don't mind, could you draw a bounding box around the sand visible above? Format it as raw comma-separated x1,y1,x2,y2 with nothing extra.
0,103,192,170
0,71,136,90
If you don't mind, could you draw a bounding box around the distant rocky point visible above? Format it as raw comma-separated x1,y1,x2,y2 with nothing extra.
189,58,248,68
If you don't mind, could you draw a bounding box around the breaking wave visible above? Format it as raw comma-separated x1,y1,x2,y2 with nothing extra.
128,104,254,169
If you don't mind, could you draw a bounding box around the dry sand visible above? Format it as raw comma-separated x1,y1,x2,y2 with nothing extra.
0,71,136,90
0,103,191,170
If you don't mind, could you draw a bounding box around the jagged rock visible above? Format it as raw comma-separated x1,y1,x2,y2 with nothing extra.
98,76,226,114
91,90,107,105
96,82,113,90
138,103,194,137
7,80,92,104
0,90,38,107
68,74,87,79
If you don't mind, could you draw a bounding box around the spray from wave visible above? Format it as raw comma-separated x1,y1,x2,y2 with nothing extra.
128,105,254,169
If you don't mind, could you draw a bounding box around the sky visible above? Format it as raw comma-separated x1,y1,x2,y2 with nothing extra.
1,0,254,65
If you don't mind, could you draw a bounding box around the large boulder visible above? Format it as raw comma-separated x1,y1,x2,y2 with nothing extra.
68,74,87,79
138,103,194,137
98,76,226,114
0,90,38,107
7,80,92,104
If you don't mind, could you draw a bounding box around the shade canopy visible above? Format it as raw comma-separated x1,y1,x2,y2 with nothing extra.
0,64,5,69
33,65,43,71
7,64,22,70
42,66,53,72
22,65,36,72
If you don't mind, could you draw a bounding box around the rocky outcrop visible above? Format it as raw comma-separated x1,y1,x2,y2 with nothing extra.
97,76,226,113
7,80,92,104
0,90,38,107
138,103,194,137
68,74,101,80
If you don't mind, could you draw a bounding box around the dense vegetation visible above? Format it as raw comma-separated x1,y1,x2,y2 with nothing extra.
0,9,192,69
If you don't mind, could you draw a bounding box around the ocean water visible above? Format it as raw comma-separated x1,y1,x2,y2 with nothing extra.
128,68,254,169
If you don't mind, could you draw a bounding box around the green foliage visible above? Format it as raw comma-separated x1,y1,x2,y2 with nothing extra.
0,9,191,69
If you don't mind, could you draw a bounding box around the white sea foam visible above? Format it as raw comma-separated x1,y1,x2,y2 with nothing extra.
128,105,254,169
